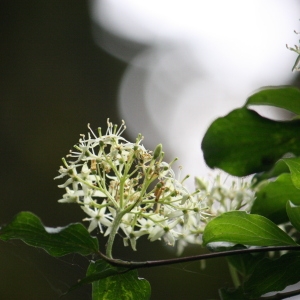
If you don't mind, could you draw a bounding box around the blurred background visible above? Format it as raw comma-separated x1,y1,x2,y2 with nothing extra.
1,1,300,299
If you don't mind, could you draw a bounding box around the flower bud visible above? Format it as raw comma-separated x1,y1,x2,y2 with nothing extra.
153,144,163,159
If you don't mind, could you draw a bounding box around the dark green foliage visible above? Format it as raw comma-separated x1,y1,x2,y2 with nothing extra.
202,87,300,176
251,173,300,224
202,86,300,299
89,261,151,300
0,211,98,256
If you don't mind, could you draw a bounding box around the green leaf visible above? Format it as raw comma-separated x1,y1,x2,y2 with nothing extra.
86,260,127,282
243,252,300,298
251,173,300,224
245,86,300,115
201,108,300,176
226,247,265,278
90,261,151,300
252,159,290,185
202,211,296,247
286,200,300,232
223,252,300,299
281,157,300,189
0,211,98,256
66,260,128,293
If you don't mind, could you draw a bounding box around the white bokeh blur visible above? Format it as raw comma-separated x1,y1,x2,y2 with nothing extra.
89,0,300,185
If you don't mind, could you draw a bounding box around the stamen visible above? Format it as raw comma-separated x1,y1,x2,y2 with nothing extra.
116,120,126,136
106,118,113,135
87,123,97,138
181,174,190,184
98,127,102,137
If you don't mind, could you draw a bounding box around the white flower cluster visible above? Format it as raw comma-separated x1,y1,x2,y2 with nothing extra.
173,174,255,254
195,174,255,216
55,119,204,254
55,120,256,256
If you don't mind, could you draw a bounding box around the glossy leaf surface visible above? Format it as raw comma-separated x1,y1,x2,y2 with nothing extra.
0,211,98,256
203,211,296,247
202,108,300,176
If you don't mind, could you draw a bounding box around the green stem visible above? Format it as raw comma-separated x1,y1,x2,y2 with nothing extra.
119,176,126,209
105,210,126,258
228,261,240,288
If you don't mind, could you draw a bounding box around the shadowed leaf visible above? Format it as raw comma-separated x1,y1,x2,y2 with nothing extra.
281,157,300,189
90,260,151,300
0,211,98,256
251,173,300,224
202,108,300,176
286,200,300,233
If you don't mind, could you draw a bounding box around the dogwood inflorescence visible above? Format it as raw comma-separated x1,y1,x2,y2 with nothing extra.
55,119,255,257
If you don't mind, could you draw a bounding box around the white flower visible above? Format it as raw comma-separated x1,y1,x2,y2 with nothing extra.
174,224,203,255
195,174,255,218
81,201,113,234
148,218,180,246
121,224,147,251
58,187,83,203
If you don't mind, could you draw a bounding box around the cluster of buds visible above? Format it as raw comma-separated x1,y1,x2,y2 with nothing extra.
55,119,204,256
286,28,300,71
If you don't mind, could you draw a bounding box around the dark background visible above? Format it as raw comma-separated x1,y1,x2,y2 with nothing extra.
1,1,299,299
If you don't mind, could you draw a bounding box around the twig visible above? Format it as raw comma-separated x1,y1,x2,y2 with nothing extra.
97,245,300,270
